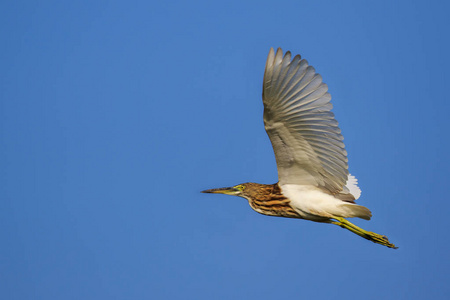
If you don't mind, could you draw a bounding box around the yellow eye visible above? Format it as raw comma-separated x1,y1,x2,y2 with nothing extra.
234,185,245,191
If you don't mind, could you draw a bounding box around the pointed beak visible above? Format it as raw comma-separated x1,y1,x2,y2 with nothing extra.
201,187,238,195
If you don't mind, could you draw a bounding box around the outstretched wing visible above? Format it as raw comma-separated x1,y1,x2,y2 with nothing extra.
263,48,349,194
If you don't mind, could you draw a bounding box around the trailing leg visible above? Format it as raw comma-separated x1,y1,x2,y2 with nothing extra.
331,217,398,249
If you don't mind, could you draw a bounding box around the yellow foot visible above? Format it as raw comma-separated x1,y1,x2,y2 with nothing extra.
331,217,398,249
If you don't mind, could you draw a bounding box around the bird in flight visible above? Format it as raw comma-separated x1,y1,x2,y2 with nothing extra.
202,48,397,249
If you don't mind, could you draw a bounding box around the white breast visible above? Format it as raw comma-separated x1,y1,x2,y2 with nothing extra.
280,184,348,221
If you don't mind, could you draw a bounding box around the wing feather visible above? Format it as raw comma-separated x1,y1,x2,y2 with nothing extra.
263,48,349,193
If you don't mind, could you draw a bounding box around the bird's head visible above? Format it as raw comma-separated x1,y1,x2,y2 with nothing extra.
201,182,264,199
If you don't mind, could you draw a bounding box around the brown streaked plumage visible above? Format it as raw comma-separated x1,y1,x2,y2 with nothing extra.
202,48,397,249
236,183,301,219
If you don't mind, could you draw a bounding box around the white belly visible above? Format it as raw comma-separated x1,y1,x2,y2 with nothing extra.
280,184,346,221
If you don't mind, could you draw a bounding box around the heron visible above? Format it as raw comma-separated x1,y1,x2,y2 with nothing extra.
202,48,397,249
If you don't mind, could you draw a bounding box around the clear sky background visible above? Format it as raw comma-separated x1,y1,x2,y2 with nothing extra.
1,1,449,299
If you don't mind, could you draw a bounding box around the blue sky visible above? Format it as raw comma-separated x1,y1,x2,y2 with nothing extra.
1,0,449,299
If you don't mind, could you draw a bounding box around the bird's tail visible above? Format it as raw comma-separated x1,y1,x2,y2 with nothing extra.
339,203,372,220
332,217,398,249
